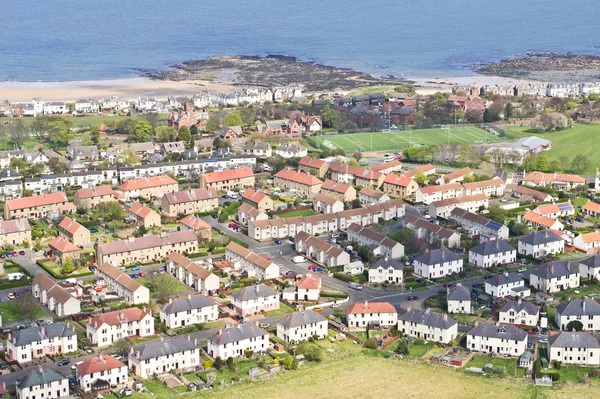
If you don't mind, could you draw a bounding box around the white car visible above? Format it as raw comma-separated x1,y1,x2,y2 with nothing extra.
331,303,341,308
72,361,84,370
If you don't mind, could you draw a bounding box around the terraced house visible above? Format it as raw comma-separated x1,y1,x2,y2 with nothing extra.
6,323,77,363
160,294,218,328
166,252,219,295
382,173,419,197
241,188,274,212
320,179,356,201
447,284,472,314
436,167,472,185
467,323,528,356
461,178,504,197
4,191,69,219
346,301,397,329
231,284,279,316
517,230,565,259
295,231,350,267
95,230,198,266
449,208,509,240
555,299,600,331
415,183,462,205
225,242,279,280
17,368,69,399
277,310,328,343
522,171,586,190
468,240,516,268
414,248,463,279
499,299,539,327
74,185,116,209
118,175,178,200
327,162,384,187
298,156,329,177
179,215,213,241
273,168,323,195
58,216,90,247
95,264,150,305
347,223,404,259
312,193,344,214
77,354,127,392
199,167,255,191
429,194,489,219
86,307,154,347
359,186,390,205
549,331,600,366
32,274,81,317
0,218,31,246
161,187,219,216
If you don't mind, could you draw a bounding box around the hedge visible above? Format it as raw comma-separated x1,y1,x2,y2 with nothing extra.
212,247,226,255
535,358,560,381
36,260,94,280
320,291,349,299
0,279,30,290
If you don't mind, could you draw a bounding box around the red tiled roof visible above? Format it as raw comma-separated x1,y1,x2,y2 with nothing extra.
58,216,84,235
322,179,352,194
297,273,321,290
403,164,435,178
584,201,600,214
202,167,254,184
370,159,401,172
6,192,67,211
128,202,154,219
579,231,600,244
523,172,585,185
89,307,150,327
180,215,211,230
0,218,31,234
242,188,269,204
384,173,414,187
226,242,274,270
419,183,462,195
97,263,145,292
164,187,218,204
299,156,326,169
346,301,396,314
97,231,197,256
118,175,177,191
523,211,559,229
76,355,125,376
48,236,81,254
328,162,382,180
535,202,574,216
274,169,322,186
76,185,115,199
440,167,472,182
462,178,503,191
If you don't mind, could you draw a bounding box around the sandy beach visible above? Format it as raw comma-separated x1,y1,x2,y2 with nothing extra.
410,75,541,95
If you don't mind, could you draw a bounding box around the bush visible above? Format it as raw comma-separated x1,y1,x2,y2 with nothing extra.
212,247,226,255
296,342,323,362
203,360,213,370
396,341,409,355
214,357,223,371
414,338,425,345
282,356,297,370
554,361,561,370
244,349,254,358
365,338,378,350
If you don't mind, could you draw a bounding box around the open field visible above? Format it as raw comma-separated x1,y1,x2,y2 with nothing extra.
307,126,504,153
505,123,600,175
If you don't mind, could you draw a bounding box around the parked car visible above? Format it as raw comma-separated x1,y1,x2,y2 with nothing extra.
263,256,272,261
313,307,324,312
275,240,282,245
138,272,146,277
11,251,17,257
472,282,484,288
407,296,419,301
132,266,141,271
7,293,15,300
442,283,453,288
331,303,341,308
258,323,270,329
83,347,94,354
0,254,4,259
112,354,123,360
289,237,296,243
89,227,99,233
576,217,585,223
129,274,139,279
285,271,296,276
120,388,132,397
58,359,70,366
6,253,12,258
88,266,96,272
72,361,83,370
518,267,527,272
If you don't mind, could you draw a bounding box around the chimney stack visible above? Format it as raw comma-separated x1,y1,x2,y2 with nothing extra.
130,347,134,354
40,327,45,336
136,351,140,359
255,284,260,293
194,338,198,346
187,334,191,342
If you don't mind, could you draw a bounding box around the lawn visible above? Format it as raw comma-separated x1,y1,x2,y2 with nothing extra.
143,379,176,397
466,355,525,378
506,123,600,175
307,126,504,153
264,302,295,317
0,301,46,323
138,276,190,295
408,343,432,357
275,209,318,218
552,281,600,300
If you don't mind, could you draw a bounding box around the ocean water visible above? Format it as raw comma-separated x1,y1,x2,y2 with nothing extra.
1,0,599,82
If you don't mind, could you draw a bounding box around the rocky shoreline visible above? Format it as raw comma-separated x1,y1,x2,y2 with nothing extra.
140,55,411,92
473,52,600,82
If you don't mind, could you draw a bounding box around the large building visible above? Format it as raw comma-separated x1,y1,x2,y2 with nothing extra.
160,294,219,329
96,231,198,266
96,263,150,305
320,179,356,201
129,336,201,378
207,323,269,359
277,311,328,343
86,307,154,347
161,187,219,216
118,175,178,200
74,185,116,209
0,218,31,247
225,242,279,280
4,192,69,219
199,167,255,191
273,169,323,195
6,323,77,363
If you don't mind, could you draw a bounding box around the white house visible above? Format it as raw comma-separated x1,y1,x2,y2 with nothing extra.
160,294,219,329
17,368,69,399
555,299,600,331
549,331,600,366
462,178,505,197
129,336,201,378
429,194,489,219
75,99,100,114
347,223,404,259
579,254,600,281
277,310,328,343
231,284,279,316
343,260,365,276
345,301,397,329
76,354,127,392
415,183,462,205
368,258,404,284
533,201,575,218
312,193,344,214
207,323,269,359
499,299,539,327
449,208,509,241
468,240,516,268
165,252,220,295
447,284,472,314
529,261,580,294
96,263,151,305
6,324,77,364
398,309,458,344
484,272,530,298
414,248,463,280
225,242,279,280
467,322,528,356
359,187,390,205
573,231,600,254
517,230,565,259
274,143,308,159
86,307,154,348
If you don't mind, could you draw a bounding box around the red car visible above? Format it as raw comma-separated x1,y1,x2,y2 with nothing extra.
138,272,146,277
442,283,453,288
263,256,272,261
11,251,17,257
308,265,318,271
228,222,237,228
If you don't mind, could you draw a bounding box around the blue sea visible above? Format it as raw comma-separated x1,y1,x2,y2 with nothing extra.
1,0,599,82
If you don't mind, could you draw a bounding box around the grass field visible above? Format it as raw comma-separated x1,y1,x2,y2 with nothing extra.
505,123,600,175
0,301,46,323
307,126,504,153
275,209,318,218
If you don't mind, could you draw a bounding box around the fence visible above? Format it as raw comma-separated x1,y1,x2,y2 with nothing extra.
535,376,553,386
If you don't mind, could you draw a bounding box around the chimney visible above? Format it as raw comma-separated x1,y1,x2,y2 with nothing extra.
583,301,586,313
425,307,430,313
219,328,224,335
136,351,141,359
495,321,500,327
187,334,191,342
517,297,522,305
187,293,192,300
130,347,134,354
40,327,45,336
169,297,173,304
504,271,509,277
442,314,447,320
143,306,147,313
364,300,368,308
38,366,43,373
495,240,499,249
12,337,16,344
194,338,198,346
255,285,260,293
406,306,411,312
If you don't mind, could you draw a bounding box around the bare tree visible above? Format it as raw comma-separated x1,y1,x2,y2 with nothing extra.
17,293,43,322
148,274,182,304
111,338,134,357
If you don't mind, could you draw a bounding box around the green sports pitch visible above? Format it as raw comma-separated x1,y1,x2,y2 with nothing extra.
307,126,505,153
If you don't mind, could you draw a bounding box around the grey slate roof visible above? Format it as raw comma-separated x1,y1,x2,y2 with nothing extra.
519,230,563,246
530,261,579,280
14,323,76,347
399,309,457,329
415,248,460,265
555,299,600,317
486,272,523,287
580,255,600,269
470,240,515,256
369,258,405,271
447,284,471,301
207,323,267,346
17,368,66,389
161,294,217,315
133,336,198,361
468,322,527,341
231,284,278,302
500,300,539,316
278,310,327,329
549,331,600,349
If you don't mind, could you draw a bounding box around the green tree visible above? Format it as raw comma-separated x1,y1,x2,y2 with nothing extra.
223,112,243,126
9,118,29,149
26,163,46,178
48,118,74,146
178,125,191,142
30,116,50,136
282,356,297,370
91,127,101,145
117,119,137,136
81,131,93,146
296,342,323,362
537,154,551,172
486,204,507,223
147,274,182,304
214,357,223,371
266,154,287,173
16,293,43,322
414,171,428,186
61,257,76,274
504,103,514,120
322,105,341,129
508,220,529,236
155,125,176,142
22,189,34,197
141,113,160,132
226,357,235,371
190,124,199,136
10,157,29,170
205,119,218,133
571,154,590,174
566,320,583,332
396,341,409,355
111,338,134,357
133,120,153,142
353,151,363,162
365,338,378,350
346,158,359,167
96,201,128,220
117,149,138,166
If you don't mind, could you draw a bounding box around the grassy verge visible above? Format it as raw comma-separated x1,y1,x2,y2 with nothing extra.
0,301,46,323
465,355,525,378
265,302,295,317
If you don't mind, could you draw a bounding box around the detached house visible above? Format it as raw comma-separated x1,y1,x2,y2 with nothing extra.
579,254,600,281
241,188,274,212
346,301,397,329
160,294,218,329
447,284,472,314
529,261,580,293
414,248,463,279
129,336,201,378
225,242,279,280
277,311,328,343
283,273,322,302
58,216,90,247
382,173,419,197
161,187,219,216
467,323,528,356
499,299,539,327
275,142,308,159
273,169,323,195
368,258,404,284
207,323,269,359
534,201,575,218
549,332,600,366
484,272,529,298
312,193,344,214
6,323,77,363
231,284,279,316
77,354,127,392
522,172,585,190
555,299,600,331
86,307,154,347
166,252,219,295
517,230,564,259
321,179,356,201
398,309,458,344
237,203,268,225
347,223,404,259
469,240,516,268
359,186,390,205
96,263,150,305
574,231,600,254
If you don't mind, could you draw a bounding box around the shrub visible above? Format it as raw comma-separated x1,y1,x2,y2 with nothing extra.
414,338,425,345
226,357,235,371
365,338,378,350
203,360,213,370
296,342,323,362
214,357,223,371
282,356,297,370
244,349,254,358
